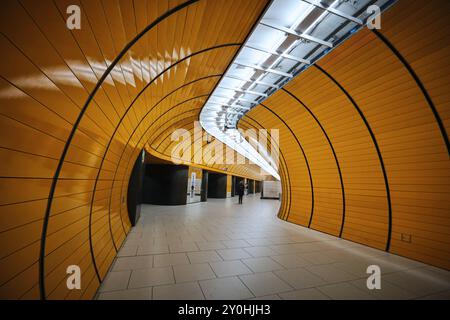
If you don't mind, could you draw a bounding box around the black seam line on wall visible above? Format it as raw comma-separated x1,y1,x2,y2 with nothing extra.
153,113,203,150
87,43,236,249
153,116,198,150
0,31,127,146
142,74,223,149
372,29,450,157
51,0,134,141
240,116,291,220
115,99,212,221
260,103,314,224
239,116,290,218
182,118,281,179
76,43,237,286
0,186,113,209
187,1,273,190
43,206,111,299
10,204,110,299
243,122,290,219
281,88,346,236
197,0,273,128
0,112,120,166
162,131,258,181
158,115,213,155
185,135,250,173
106,75,221,253
161,117,277,180
113,78,220,236
148,125,255,180
39,0,200,299
108,107,214,249
314,64,392,252
110,97,209,234
89,89,218,282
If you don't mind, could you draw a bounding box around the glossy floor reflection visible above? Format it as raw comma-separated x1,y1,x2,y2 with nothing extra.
97,195,450,300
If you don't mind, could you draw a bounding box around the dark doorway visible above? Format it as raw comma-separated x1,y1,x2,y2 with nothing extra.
231,176,236,197
207,172,227,198
248,179,255,194
142,164,188,205
127,150,145,226
201,170,208,202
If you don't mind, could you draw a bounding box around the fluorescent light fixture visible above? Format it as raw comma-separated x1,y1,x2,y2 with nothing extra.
199,0,397,180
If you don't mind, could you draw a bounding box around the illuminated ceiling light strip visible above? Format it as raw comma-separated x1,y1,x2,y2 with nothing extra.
260,21,333,47
199,0,398,181
210,94,260,104
245,43,311,64
212,110,243,115
218,85,268,97
206,103,251,111
234,61,293,78
224,74,279,89
300,0,363,25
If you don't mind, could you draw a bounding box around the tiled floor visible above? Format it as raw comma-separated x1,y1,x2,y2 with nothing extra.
96,195,450,300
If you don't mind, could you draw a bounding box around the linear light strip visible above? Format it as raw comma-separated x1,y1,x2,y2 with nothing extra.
199,0,396,180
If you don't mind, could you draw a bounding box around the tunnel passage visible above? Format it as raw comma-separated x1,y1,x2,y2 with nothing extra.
241,0,450,270
0,0,269,299
0,0,449,301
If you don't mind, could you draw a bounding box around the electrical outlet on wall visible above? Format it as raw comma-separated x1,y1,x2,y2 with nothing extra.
401,233,412,243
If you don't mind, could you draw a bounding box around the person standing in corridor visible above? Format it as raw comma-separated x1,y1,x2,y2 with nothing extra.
238,181,245,204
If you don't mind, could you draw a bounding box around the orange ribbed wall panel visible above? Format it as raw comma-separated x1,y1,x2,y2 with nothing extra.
242,0,450,269
0,0,269,299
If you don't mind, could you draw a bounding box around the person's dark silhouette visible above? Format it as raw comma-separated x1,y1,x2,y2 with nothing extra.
238,181,245,204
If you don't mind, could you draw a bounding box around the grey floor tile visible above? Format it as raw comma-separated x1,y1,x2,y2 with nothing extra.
223,239,251,248
244,246,277,257
137,244,169,256
279,288,330,300
270,244,302,254
210,260,253,277
242,257,284,273
271,254,310,268
317,282,375,300
383,269,450,296
99,270,131,292
200,277,254,300
196,241,226,251
240,272,292,297
153,282,204,300
245,238,274,246
188,251,223,264
154,253,190,267
275,268,326,290
305,264,358,283
250,294,281,300
217,248,252,260
128,267,174,289
117,245,138,257
99,196,449,300
417,290,450,300
169,242,199,253
113,256,153,271
350,278,418,300
97,287,151,300
173,263,216,282
299,252,337,265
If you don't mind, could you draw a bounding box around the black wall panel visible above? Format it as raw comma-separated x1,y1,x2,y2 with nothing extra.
127,151,145,226
207,172,227,198
143,164,188,205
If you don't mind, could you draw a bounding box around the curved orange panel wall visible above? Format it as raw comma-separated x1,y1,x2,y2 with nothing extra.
0,0,268,299
242,0,450,270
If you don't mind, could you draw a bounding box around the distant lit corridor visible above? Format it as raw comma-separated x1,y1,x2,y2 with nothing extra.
97,195,450,300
